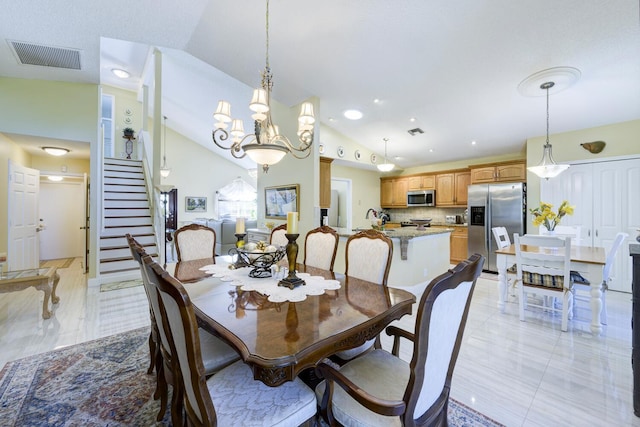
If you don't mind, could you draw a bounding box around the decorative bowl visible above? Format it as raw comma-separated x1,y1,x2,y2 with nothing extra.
234,247,286,278
410,218,432,230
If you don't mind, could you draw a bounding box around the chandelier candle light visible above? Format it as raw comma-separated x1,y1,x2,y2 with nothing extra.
279,212,305,289
212,0,315,173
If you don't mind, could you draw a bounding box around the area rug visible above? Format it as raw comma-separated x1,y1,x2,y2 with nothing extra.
39,257,75,269
100,279,143,292
0,328,504,427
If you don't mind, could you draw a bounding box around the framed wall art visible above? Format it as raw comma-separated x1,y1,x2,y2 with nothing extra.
265,184,299,219
185,196,207,212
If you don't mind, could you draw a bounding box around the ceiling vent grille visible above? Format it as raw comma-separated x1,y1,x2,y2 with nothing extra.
407,128,424,136
10,41,81,70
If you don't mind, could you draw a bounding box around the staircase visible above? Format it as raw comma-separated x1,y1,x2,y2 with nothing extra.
99,158,158,276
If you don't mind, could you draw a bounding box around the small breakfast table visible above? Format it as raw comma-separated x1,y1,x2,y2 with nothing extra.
495,243,606,334
170,259,416,386
0,266,60,319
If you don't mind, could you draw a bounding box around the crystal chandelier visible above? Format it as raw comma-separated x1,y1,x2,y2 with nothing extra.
377,138,395,172
212,0,315,173
527,81,569,179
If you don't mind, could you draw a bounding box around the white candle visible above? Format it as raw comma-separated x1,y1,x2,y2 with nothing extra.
235,217,245,234
287,212,298,234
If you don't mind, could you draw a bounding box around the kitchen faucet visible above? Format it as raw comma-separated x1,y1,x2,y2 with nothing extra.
365,208,377,219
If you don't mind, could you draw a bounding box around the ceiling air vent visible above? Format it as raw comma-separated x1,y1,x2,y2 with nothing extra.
407,128,424,136
10,41,81,70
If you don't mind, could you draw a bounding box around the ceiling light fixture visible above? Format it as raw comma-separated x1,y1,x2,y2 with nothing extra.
343,109,363,120
527,81,570,180
111,68,130,79
377,138,395,172
160,116,171,178
42,146,69,156
211,0,314,173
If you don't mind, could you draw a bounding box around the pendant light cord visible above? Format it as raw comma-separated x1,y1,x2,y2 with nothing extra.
265,0,270,70
545,85,550,145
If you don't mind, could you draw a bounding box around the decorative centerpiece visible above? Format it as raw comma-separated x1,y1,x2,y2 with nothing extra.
410,218,432,230
234,241,285,278
278,212,306,289
530,200,574,233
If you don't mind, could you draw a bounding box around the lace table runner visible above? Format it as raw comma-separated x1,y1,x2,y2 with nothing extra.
199,264,341,302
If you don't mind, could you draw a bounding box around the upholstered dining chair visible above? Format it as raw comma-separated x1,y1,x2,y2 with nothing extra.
174,223,216,261
130,237,239,424
270,223,288,248
144,257,317,427
303,226,339,271
315,253,484,427
572,232,628,324
334,229,393,361
514,233,573,331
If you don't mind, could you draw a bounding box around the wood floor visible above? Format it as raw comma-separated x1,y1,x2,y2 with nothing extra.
0,257,638,426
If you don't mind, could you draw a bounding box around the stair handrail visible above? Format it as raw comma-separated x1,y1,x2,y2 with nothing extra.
139,129,166,266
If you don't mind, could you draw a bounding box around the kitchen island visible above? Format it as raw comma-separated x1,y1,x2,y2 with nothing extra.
333,227,452,295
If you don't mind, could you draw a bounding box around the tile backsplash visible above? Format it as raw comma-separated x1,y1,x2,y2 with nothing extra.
386,207,466,224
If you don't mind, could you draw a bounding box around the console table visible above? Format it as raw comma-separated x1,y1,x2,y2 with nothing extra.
0,267,60,319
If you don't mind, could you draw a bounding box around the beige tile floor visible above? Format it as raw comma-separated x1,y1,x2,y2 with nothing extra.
1,257,639,426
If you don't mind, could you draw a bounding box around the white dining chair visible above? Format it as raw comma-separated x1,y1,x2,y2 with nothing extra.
303,226,339,271
269,223,288,248
334,229,393,361
514,233,573,332
572,232,628,324
174,223,216,261
552,225,582,245
492,226,517,296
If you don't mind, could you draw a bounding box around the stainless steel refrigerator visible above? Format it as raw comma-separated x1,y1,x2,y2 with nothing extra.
467,182,527,272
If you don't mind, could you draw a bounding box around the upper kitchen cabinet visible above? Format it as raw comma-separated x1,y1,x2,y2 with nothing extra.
320,157,333,208
436,170,470,206
470,161,525,184
407,174,435,191
380,177,408,208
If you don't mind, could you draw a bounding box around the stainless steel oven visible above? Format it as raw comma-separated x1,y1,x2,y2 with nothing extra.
407,190,435,207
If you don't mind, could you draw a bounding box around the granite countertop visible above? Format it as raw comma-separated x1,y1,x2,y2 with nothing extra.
335,227,452,239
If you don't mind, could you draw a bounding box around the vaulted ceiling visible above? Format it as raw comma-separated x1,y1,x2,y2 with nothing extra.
1,0,638,169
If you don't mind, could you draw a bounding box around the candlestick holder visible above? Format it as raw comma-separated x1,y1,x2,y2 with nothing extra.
235,233,246,248
278,233,306,289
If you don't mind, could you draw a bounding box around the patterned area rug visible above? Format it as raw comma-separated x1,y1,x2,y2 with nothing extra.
39,258,75,269
100,279,143,292
0,328,504,426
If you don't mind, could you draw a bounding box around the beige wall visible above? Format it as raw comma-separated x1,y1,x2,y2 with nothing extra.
331,164,382,230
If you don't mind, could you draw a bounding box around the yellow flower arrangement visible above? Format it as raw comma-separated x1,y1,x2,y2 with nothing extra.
530,200,574,232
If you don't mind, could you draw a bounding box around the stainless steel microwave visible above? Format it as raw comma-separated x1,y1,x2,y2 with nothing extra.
407,190,435,207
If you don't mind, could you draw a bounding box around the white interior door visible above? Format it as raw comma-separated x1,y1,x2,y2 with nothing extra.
39,180,84,260
8,160,40,270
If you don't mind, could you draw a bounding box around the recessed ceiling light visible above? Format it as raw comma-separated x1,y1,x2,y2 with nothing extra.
42,146,70,156
48,175,63,182
429,149,434,153
328,117,336,122
111,68,130,79
373,98,381,104
471,140,477,145
410,117,416,122
343,109,363,120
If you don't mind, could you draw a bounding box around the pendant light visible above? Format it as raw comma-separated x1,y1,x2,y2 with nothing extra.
160,115,171,178
377,138,395,172
527,81,569,179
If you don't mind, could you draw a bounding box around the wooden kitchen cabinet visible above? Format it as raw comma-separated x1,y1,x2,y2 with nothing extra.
450,227,468,264
436,170,470,206
407,174,435,190
319,157,333,208
470,161,525,184
380,177,408,208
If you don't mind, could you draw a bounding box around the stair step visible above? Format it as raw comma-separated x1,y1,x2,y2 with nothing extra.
104,216,152,227
104,208,151,217
104,183,146,192
104,199,150,208
101,225,155,237
100,258,144,274
104,177,146,186
104,158,143,167
101,246,159,260
104,192,149,201
103,170,144,179
100,234,156,248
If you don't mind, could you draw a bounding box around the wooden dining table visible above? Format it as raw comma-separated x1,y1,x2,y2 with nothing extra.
495,243,606,334
169,258,416,387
